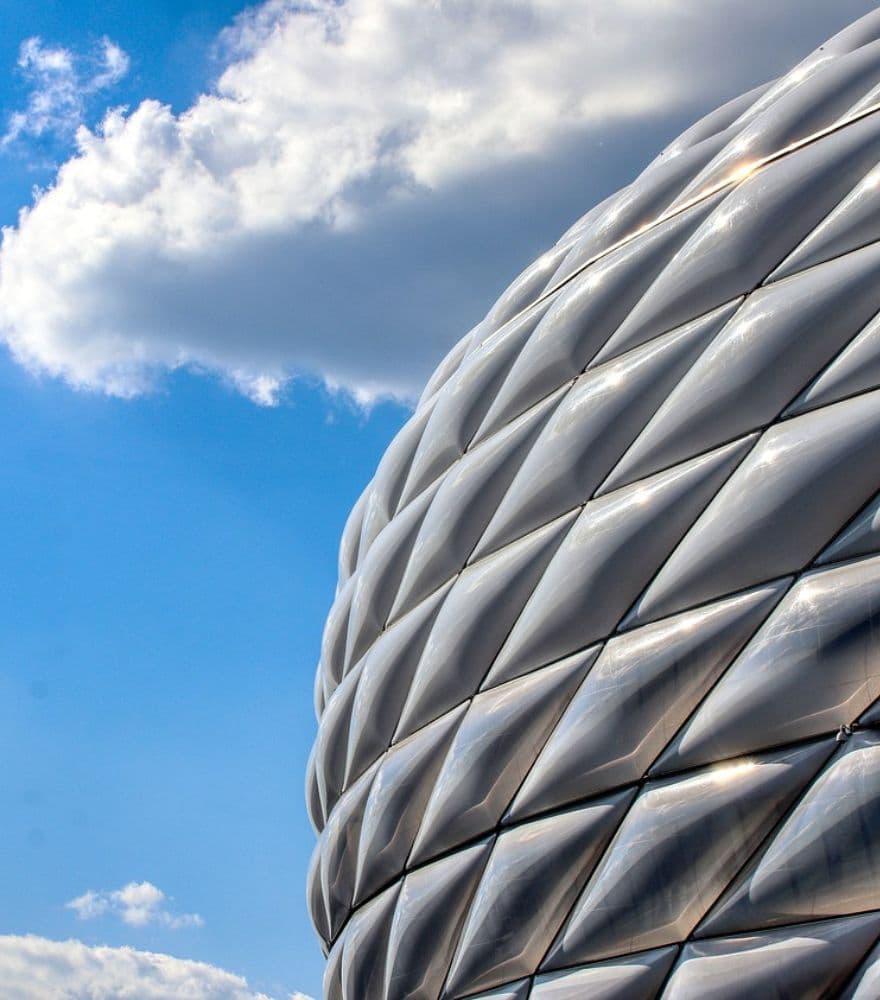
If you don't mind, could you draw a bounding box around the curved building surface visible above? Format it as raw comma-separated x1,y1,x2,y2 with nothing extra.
308,11,880,999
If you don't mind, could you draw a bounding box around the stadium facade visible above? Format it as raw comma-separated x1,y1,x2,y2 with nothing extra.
308,10,880,998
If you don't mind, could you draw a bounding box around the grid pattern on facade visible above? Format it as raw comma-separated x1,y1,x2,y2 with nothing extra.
308,10,880,999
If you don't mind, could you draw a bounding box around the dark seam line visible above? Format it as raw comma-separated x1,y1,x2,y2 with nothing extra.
326,716,880,956
337,219,880,654
429,841,495,1000
603,218,874,630
346,98,880,591
528,944,685,994
686,738,841,936
667,747,875,982
328,510,880,831
351,209,880,597
531,723,841,982
330,569,880,933
660,910,880,999
393,516,582,868
811,485,880,567
367,275,790,674
439,425,762,719
316,100,880,978
530,782,645,977
486,909,880,999
321,492,880,883
433,640,614,999
485,99,880,349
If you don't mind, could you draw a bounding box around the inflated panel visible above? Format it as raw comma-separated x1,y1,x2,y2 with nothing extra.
309,11,880,998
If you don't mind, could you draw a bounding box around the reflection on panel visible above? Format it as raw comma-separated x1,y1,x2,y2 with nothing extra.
699,732,880,936
629,390,880,627
309,10,880,998
604,243,880,491
488,437,753,688
394,511,576,740
383,840,492,1000
354,705,465,905
511,581,785,820
662,913,880,1000
477,303,735,555
409,648,596,866
819,492,880,565
544,744,829,969
444,792,633,996
841,937,880,1000
532,947,677,1000
658,556,880,772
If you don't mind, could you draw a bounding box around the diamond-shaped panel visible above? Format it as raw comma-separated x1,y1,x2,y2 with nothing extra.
308,11,880,998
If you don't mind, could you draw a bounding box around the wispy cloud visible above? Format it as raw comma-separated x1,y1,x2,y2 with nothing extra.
2,35,128,146
0,2,874,406
66,881,203,930
0,935,303,1000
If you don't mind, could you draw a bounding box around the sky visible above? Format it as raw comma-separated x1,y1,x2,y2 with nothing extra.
0,1,878,998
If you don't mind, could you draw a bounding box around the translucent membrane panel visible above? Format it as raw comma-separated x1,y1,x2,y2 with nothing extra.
547,131,732,287
699,731,880,936
476,303,736,557
344,582,451,788
532,946,678,1000
488,437,753,688
791,309,880,417
465,981,529,1000
629,389,880,627
662,913,880,1000
316,761,379,940
473,197,723,441
337,487,368,588
313,658,364,820
658,555,880,773
481,243,569,338
657,80,772,161
327,883,400,1000
390,390,562,618
354,705,465,906
771,160,880,281
603,241,880,492
418,326,477,407
544,742,830,969
842,938,880,1000
319,574,356,697
596,112,880,365
398,302,551,508
382,840,492,1000
670,38,880,208
408,648,597,867
357,398,436,557
395,512,576,740
444,793,634,997
510,581,786,821
344,479,440,671
818,491,880,565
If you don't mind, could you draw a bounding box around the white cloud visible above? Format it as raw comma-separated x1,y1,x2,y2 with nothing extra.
0,935,303,1000
89,38,130,94
0,1,875,404
66,881,204,930
2,35,128,146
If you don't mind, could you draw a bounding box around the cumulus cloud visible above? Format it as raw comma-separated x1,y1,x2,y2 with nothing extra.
0,935,308,1000
66,881,204,930
2,35,128,146
0,1,875,404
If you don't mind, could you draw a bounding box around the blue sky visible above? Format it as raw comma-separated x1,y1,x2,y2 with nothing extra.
0,2,877,998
